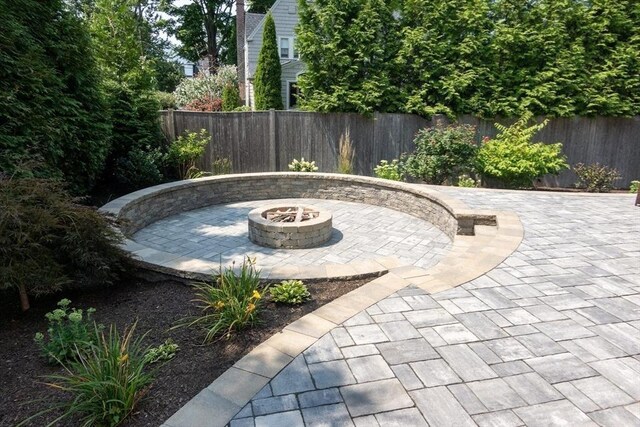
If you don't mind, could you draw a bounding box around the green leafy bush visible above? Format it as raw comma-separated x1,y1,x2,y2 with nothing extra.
0,177,127,311
25,323,153,427
144,339,179,364
185,258,264,342
288,158,318,172
222,84,241,111
212,157,233,175
630,180,640,193
173,65,237,108
270,280,311,305
155,91,177,110
114,146,164,190
34,299,100,365
168,130,210,179
476,114,568,188
457,174,477,188
374,159,404,181
574,163,621,193
402,124,477,184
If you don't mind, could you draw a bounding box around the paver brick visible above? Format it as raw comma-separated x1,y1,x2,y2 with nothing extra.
301,403,354,427
340,379,413,417
467,378,527,411
526,353,597,383
410,386,476,427
514,400,597,427
377,338,439,365
437,344,498,382
411,359,461,387
346,355,394,383
308,360,356,389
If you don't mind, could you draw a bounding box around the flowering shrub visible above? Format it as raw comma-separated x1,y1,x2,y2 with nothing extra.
173,65,237,108
34,299,100,365
184,96,223,112
374,159,404,181
184,258,264,342
574,163,621,193
289,158,318,172
270,280,311,304
457,174,477,187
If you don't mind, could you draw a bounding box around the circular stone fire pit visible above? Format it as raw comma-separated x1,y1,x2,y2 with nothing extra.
248,204,332,249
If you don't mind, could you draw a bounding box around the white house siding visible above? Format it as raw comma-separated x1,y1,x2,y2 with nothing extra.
245,0,303,109
281,61,306,109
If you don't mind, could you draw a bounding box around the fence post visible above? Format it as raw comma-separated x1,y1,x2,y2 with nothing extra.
269,109,278,171
166,109,178,142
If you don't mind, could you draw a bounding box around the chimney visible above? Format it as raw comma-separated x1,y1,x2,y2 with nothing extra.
236,0,246,103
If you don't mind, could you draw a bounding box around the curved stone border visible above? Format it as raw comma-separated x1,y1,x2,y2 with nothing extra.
99,173,501,281
162,206,524,427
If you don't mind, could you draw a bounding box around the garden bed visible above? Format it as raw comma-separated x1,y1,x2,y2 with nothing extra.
0,276,368,426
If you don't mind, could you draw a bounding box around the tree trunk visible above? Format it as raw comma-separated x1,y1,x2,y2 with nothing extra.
18,283,30,311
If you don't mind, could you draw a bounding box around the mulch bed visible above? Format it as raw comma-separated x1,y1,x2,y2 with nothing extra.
0,276,369,427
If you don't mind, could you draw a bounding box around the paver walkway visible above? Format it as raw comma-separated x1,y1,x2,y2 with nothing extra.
229,189,640,427
134,198,451,270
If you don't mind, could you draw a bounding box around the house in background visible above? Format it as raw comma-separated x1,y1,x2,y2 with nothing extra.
237,0,304,110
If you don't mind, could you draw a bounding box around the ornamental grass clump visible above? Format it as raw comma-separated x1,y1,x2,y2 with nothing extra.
270,280,311,305
22,322,153,427
34,299,100,365
186,258,264,342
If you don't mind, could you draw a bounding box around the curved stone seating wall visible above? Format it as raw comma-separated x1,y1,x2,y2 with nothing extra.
102,173,470,239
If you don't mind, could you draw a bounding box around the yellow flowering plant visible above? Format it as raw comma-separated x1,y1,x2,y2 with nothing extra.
183,257,265,342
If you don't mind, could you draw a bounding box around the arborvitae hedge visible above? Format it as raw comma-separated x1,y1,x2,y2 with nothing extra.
254,13,284,110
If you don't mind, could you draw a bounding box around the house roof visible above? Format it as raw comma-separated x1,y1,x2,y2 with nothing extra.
245,13,265,38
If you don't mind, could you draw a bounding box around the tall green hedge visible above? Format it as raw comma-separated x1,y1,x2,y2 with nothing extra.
254,13,283,110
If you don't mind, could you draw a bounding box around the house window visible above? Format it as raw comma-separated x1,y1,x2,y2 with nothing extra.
280,38,289,59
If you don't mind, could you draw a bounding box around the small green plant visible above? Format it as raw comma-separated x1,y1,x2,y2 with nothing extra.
212,157,233,175
34,299,100,365
23,323,153,427
403,124,478,184
457,174,477,188
270,280,311,304
574,163,621,193
476,113,568,188
630,180,640,193
289,158,318,172
167,129,210,179
374,159,404,181
337,130,355,174
144,339,179,364
183,258,264,342
222,84,241,111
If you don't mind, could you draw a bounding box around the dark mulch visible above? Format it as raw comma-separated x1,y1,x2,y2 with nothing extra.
0,276,368,427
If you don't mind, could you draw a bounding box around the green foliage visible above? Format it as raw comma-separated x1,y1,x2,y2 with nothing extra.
222,84,242,111
34,299,100,365
155,91,178,110
168,130,210,179
254,13,284,110
173,65,238,107
0,0,111,194
574,163,621,193
630,180,640,193
457,174,477,188
296,0,400,114
288,158,318,172
402,124,478,184
476,113,569,188
0,177,127,311
269,280,311,305
183,258,263,342
144,339,179,364
374,160,404,181
248,0,276,13
25,323,153,427
212,157,233,175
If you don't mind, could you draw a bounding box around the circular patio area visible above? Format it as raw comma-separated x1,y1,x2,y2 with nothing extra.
133,198,452,271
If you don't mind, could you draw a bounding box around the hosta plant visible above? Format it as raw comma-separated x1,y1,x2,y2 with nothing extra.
270,280,311,305
289,158,318,172
144,339,179,365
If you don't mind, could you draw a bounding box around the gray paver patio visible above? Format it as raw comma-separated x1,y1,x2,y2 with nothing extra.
224,189,640,427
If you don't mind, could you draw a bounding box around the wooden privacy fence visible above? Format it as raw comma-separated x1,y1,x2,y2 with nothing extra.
160,110,640,188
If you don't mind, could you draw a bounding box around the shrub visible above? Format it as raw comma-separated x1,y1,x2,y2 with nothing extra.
338,130,355,174
173,65,237,108
374,159,404,181
574,163,621,193
222,84,241,111
144,339,179,365
113,146,164,190
168,130,210,179
630,180,640,193
34,299,100,365
185,258,264,342
476,113,568,188
270,280,311,305
402,124,477,184
155,91,177,110
289,158,318,172
212,157,233,175
25,323,153,427
0,177,127,311
457,174,477,188
184,96,223,112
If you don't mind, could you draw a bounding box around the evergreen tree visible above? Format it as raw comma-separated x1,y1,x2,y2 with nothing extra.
0,0,111,193
296,0,400,114
222,84,241,111
254,13,283,110
248,0,276,13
